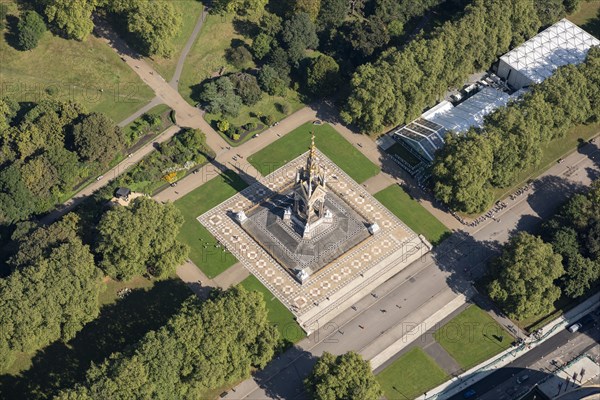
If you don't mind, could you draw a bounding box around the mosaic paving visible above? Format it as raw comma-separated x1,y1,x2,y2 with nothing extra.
198,150,418,317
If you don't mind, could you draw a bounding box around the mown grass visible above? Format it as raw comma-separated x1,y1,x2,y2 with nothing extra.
377,347,449,400
374,184,450,245
248,122,380,183
0,1,154,123
174,170,248,278
434,305,514,370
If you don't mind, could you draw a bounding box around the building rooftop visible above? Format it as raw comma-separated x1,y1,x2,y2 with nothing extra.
499,19,600,85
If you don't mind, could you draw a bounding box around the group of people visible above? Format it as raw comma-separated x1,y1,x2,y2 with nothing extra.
452,200,508,227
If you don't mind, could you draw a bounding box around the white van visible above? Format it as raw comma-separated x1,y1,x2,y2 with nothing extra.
568,323,582,333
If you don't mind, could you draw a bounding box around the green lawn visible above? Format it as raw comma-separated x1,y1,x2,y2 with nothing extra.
179,11,251,105
248,122,380,183
145,0,204,80
434,305,514,370
240,275,306,347
377,347,449,400
174,170,248,278
0,1,154,123
0,277,192,397
492,121,600,202
374,184,450,245
568,0,600,37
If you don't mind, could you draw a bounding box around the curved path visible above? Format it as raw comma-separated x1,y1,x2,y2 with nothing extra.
169,7,207,89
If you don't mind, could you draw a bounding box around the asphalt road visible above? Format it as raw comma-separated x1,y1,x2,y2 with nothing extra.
449,311,600,400
229,141,600,399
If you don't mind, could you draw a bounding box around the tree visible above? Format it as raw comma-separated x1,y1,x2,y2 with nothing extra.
317,0,348,27
96,197,189,280
305,352,383,400
225,45,253,68
230,72,262,106
431,132,494,214
56,287,279,398
198,76,243,117
73,113,124,167
259,12,282,36
294,0,321,20
343,16,390,58
0,214,102,370
488,232,564,320
212,0,269,14
45,0,97,41
127,0,182,57
562,254,598,298
252,33,272,60
306,55,340,97
258,65,287,96
534,0,565,27
281,12,319,64
16,10,46,50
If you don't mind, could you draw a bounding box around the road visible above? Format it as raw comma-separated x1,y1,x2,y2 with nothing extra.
225,141,599,399
449,311,600,400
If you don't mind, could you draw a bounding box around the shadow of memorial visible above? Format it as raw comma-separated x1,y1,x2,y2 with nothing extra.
0,279,192,400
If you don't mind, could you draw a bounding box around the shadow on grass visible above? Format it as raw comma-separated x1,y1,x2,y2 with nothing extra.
581,5,600,38
0,279,193,400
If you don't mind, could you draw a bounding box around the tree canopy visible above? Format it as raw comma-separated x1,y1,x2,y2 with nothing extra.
343,0,543,133
127,0,183,57
45,0,96,41
488,232,564,320
96,197,189,280
0,100,125,223
0,214,103,370
73,113,123,167
305,351,382,400
16,10,46,50
56,286,279,399
198,76,243,117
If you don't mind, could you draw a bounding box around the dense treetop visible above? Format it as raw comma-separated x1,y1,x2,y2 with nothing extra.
305,351,382,400
0,100,124,223
56,286,279,399
96,197,189,280
0,214,103,370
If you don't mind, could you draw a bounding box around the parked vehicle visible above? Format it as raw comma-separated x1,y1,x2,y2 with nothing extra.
568,323,582,333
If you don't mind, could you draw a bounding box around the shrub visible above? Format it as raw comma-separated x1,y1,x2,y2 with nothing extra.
217,119,230,133
262,114,275,126
276,103,291,114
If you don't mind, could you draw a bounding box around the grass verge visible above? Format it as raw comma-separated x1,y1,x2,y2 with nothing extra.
240,275,306,347
374,184,450,245
376,347,449,400
434,305,514,370
174,170,248,278
248,122,380,183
